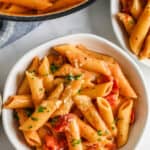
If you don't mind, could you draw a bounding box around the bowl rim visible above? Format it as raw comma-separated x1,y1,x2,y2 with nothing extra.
2,33,149,150
0,0,95,22
110,0,150,68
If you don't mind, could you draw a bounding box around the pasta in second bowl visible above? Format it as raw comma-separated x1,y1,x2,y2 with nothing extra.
110,0,150,67
2,33,149,150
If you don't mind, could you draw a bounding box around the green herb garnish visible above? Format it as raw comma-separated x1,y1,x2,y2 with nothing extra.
65,74,82,82
97,130,102,136
78,89,81,94
74,74,82,80
13,111,19,120
50,64,59,73
71,139,82,147
25,108,33,117
31,117,38,121
28,125,33,129
50,116,59,126
38,106,46,112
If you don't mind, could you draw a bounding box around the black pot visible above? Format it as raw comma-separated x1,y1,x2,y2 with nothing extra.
0,0,96,21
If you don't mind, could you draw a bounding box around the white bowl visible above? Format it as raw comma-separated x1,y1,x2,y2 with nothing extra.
2,33,149,150
110,0,150,67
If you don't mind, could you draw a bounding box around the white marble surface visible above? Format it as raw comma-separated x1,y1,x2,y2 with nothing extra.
0,0,150,149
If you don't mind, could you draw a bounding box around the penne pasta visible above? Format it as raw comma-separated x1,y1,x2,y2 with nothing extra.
52,79,83,117
0,0,53,10
54,64,97,88
117,99,133,147
80,82,113,99
53,44,111,76
1,4,30,14
75,115,112,146
117,12,135,34
17,109,42,147
73,95,110,136
3,95,33,109
96,97,117,136
18,57,39,95
47,0,86,12
38,56,54,91
19,84,63,131
26,71,45,106
76,44,116,63
130,0,143,19
140,34,150,59
129,0,150,55
109,63,137,98
65,115,83,150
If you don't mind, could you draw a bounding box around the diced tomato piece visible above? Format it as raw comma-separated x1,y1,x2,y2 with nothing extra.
105,143,117,150
44,135,59,150
52,114,73,132
42,144,49,150
130,109,135,125
86,143,100,150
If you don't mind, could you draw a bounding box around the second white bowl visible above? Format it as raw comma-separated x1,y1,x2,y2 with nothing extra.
110,0,150,67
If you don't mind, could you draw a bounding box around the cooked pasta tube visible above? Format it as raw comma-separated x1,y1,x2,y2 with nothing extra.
96,97,117,136
19,84,63,131
52,79,83,117
18,57,39,95
47,0,86,12
117,12,135,34
130,0,143,19
17,109,41,147
26,71,45,106
80,82,113,99
53,44,111,76
76,116,110,144
129,0,150,55
3,95,33,109
54,64,97,88
1,4,29,14
73,95,110,136
140,34,150,59
38,56,54,91
109,63,137,98
0,0,53,10
117,99,133,147
76,44,116,63
65,115,83,150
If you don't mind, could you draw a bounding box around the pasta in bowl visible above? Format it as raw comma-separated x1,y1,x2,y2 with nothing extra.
111,0,150,67
2,34,148,150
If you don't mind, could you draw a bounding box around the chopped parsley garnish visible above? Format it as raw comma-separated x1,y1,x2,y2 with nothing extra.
71,139,82,147
50,116,59,126
13,111,19,120
31,117,38,121
38,106,46,112
65,74,82,82
74,74,82,80
78,89,81,94
28,125,33,129
50,64,59,73
112,126,115,130
25,108,33,117
97,130,102,136
65,74,74,81
39,88,43,92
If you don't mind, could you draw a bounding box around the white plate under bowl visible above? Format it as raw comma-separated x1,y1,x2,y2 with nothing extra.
2,33,149,150
110,0,150,67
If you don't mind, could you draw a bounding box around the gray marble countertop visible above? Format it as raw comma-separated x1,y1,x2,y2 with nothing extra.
0,0,150,149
